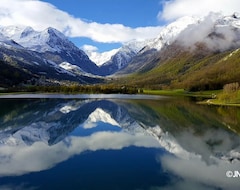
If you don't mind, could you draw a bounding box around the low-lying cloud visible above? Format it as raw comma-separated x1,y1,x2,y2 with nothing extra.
176,12,240,51
159,0,240,21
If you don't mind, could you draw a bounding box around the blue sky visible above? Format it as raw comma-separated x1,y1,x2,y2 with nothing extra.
41,0,163,52
42,0,162,27
1,0,240,53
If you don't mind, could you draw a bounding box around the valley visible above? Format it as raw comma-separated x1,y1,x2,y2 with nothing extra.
0,12,240,105
1,1,240,190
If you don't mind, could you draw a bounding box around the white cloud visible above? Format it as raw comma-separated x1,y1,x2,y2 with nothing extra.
159,0,240,21
0,0,162,43
82,45,99,53
160,154,240,190
0,131,160,177
174,12,240,51
157,126,240,190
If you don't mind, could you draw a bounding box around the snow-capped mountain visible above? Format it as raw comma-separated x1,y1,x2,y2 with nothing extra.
0,26,80,53
115,12,240,75
85,48,119,66
99,40,151,76
0,26,99,74
175,12,240,51
1,12,240,84
0,25,103,86
0,33,23,49
141,16,200,52
97,16,200,76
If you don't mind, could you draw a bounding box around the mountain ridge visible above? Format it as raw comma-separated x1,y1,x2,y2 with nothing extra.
110,12,240,90
1,12,240,89
0,25,103,87
96,16,200,76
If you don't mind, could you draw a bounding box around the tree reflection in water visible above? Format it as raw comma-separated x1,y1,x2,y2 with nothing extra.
0,96,239,190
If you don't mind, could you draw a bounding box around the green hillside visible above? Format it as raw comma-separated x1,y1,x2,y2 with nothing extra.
122,45,240,91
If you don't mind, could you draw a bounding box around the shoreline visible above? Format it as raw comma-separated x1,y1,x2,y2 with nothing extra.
197,99,240,107
1,89,240,107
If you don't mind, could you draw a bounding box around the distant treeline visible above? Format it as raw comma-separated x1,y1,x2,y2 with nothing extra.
2,84,140,94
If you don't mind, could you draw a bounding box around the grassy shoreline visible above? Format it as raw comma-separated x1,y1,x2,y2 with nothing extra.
143,89,219,98
143,89,240,107
197,99,240,107
1,88,240,107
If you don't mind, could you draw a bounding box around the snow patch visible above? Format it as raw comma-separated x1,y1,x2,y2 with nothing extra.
85,48,119,66
83,108,120,129
59,62,83,72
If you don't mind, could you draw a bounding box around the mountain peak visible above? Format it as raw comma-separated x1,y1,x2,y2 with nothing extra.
20,26,34,38
0,25,78,53
44,27,67,41
144,15,201,52
39,27,79,52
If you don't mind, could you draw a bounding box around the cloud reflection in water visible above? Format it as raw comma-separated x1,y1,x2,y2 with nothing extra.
0,131,160,177
0,97,240,190
158,128,240,190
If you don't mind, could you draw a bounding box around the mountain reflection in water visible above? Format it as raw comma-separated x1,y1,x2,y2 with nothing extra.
0,97,239,190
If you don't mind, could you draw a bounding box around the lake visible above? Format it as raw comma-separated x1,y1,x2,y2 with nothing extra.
0,94,239,190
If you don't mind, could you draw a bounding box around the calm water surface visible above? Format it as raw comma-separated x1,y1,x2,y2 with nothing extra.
0,94,239,190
